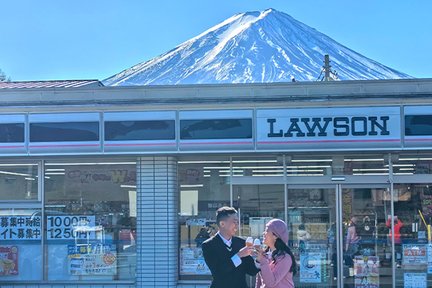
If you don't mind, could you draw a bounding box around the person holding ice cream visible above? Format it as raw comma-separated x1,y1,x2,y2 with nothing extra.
202,206,259,288
255,219,297,288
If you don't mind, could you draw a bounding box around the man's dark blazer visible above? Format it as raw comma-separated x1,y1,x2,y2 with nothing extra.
202,234,259,288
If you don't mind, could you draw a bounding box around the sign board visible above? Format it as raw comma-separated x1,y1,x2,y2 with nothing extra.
0,246,18,276
404,273,427,288
47,215,96,240
0,216,41,240
428,244,432,274
257,107,401,150
186,218,207,226
300,252,325,283
403,244,427,265
180,247,211,275
68,244,117,275
354,256,379,288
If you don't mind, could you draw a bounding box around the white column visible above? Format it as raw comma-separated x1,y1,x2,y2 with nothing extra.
136,156,178,287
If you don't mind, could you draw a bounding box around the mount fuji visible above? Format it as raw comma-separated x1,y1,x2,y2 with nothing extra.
103,8,411,86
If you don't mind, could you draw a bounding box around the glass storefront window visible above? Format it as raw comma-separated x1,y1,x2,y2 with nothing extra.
44,159,136,281
0,207,42,281
392,183,432,287
397,153,432,175
0,163,38,201
230,155,283,177
178,156,230,280
287,187,336,286
288,156,332,176
342,185,391,286
343,155,388,176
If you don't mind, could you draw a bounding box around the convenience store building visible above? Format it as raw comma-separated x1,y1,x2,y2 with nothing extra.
1,79,432,287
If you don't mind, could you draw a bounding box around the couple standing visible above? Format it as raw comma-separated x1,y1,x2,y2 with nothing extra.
202,206,297,288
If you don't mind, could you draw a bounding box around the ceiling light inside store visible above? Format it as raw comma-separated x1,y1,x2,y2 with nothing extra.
0,164,37,167
180,184,204,188
285,169,324,173
353,168,389,171
178,160,277,164
121,185,137,188
45,172,65,175
252,170,284,173
45,162,136,166
344,158,383,162
399,158,432,161
287,165,331,169
203,166,283,169
252,174,284,177
394,172,414,175
353,173,389,175
178,160,229,164
45,168,66,172
218,170,244,173
291,159,332,163
0,171,32,177
25,177,35,181
385,164,415,167
286,173,324,176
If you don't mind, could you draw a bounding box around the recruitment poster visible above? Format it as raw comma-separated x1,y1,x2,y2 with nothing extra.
68,244,117,275
0,215,41,240
0,246,18,276
354,256,379,288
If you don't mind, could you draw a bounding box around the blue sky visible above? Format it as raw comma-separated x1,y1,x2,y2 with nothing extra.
1,0,431,81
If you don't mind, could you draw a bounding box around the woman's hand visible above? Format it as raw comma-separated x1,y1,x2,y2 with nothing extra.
255,247,267,263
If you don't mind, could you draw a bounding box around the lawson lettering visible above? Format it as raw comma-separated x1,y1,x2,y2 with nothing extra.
267,116,390,138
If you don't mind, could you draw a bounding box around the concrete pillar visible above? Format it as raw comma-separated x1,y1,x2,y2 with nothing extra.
136,156,178,287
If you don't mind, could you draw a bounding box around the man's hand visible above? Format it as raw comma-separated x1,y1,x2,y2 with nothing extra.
237,246,253,258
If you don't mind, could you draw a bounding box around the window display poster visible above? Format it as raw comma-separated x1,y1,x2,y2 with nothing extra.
47,215,96,240
404,273,427,288
403,244,427,265
354,256,379,288
180,247,210,275
68,244,117,276
0,246,18,276
300,252,325,283
0,216,41,240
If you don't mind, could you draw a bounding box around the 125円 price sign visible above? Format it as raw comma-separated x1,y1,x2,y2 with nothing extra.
0,216,41,240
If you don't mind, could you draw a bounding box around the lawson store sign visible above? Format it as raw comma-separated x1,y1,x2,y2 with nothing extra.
256,107,401,150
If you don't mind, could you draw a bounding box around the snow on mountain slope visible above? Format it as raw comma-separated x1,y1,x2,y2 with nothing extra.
104,8,411,86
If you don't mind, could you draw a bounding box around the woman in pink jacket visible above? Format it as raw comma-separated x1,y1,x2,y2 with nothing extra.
256,219,297,288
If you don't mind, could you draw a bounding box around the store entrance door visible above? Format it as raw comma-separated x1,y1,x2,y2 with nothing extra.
287,181,391,288
232,176,391,287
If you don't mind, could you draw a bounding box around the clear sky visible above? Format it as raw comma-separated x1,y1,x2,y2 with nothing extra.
1,0,431,81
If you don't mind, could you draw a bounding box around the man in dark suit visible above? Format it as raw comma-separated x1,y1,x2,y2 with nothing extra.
202,206,259,288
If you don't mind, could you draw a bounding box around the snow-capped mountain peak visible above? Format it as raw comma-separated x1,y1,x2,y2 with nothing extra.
104,9,411,86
